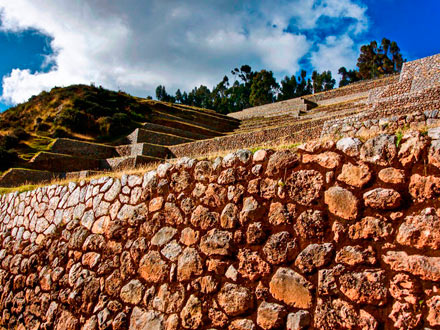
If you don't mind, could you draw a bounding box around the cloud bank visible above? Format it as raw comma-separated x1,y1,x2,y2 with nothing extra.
0,0,368,105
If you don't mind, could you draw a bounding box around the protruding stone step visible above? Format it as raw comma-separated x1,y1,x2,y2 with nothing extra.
122,128,193,146
0,168,61,187
28,152,101,172
100,155,163,171
50,138,117,158
116,143,172,158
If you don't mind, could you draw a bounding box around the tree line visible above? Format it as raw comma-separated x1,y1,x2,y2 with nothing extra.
155,38,405,114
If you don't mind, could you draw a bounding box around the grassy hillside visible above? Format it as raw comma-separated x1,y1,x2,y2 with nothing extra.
0,84,220,171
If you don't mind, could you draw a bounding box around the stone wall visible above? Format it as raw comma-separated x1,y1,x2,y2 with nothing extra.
321,109,440,139
3,130,440,329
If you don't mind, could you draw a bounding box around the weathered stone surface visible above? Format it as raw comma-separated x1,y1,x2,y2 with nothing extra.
129,307,165,330
389,273,421,305
153,284,185,314
348,216,393,241
335,245,376,266
317,265,345,296
220,203,239,229
286,311,311,330
200,229,233,256
295,209,326,240
294,243,334,273
399,132,427,167
389,301,421,330
238,249,271,281
55,310,79,330
229,319,256,330
269,267,313,308
265,151,299,177
336,137,362,157
429,139,440,169
383,251,440,281
162,202,184,225
427,295,440,326
149,197,164,212
268,202,295,226
139,251,169,283
287,170,324,206
378,167,405,184
246,222,267,245
339,269,387,305
177,247,203,281
337,162,371,188
409,174,440,202
256,301,287,330
314,298,376,330
180,294,203,329
180,227,199,246
161,240,182,261
239,196,263,224
263,231,296,265
302,152,342,169
324,186,358,220
217,283,254,316
363,188,402,209
190,205,219,230
360,134,397,166
397,207,440,249
120,279,144,305
151,227,178,247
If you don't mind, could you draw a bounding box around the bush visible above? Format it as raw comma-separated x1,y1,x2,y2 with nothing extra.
0,147,18,171
55,108,89,132
0,134,19,150
12,127,30,140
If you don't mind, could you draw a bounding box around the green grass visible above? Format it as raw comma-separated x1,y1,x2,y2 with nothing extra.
0,184,39,195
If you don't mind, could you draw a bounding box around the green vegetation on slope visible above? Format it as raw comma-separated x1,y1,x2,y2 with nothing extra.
0,84,228,170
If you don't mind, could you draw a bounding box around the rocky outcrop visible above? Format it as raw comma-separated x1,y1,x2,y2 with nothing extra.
1,132,440,329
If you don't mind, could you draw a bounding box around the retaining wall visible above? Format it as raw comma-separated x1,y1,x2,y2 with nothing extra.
3,131,440,329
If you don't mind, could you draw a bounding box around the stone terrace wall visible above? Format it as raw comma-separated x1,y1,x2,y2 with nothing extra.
304,75,398,103
3,131,440,329
321,109,440,139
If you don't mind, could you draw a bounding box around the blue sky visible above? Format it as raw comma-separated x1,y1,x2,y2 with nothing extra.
0,0,438,111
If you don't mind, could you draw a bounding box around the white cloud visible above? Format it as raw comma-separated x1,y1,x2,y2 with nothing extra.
310,35,359,78
0,0,368,105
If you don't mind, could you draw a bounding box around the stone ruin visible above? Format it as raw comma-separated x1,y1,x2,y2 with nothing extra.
0,53,439,329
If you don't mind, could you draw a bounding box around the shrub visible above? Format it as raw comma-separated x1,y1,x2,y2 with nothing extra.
12,127,30,140
0,134,19,150
55,108,89,132
0,147,18,171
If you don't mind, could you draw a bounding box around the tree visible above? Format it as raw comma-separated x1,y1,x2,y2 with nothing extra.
175,89,183,103
278,75,298,101
338,67,361,87
357,38,405,79
155,85,174,102
296,70,313,96
249,70,279,107
312,71,336,93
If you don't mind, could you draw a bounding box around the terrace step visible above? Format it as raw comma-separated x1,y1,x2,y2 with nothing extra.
141,122,209,140
150,103,239,132
0,168,62,188
28,152,101,172
65,170,105,180
116,143,172,158
100,155,163,171
120,128,194,146
49,138,117,158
